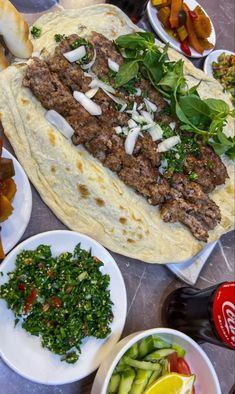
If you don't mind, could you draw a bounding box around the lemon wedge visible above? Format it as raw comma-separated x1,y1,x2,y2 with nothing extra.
144,373,195,394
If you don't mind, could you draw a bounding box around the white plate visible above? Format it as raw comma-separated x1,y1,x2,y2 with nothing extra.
203,49,235,77
147,0,216,58
0,230,127,385
1,148,32,254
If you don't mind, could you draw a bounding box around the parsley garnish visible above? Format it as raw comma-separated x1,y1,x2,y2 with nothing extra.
188,172,199,181
31,26,42,39
54,34,66,43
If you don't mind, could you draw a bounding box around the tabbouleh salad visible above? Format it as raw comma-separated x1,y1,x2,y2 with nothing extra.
0,244,113,364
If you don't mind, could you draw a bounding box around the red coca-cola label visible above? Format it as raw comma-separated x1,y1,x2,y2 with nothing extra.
213,282,235,349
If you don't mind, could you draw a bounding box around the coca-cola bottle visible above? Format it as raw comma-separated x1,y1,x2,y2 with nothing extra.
162,282,235,350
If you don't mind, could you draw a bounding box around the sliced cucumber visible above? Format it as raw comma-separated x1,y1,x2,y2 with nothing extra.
118,368,135,394
129,369,152,394
108,373,121,393
144,348,175,361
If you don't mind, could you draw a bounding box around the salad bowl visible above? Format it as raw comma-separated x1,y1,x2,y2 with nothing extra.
91,327,221,394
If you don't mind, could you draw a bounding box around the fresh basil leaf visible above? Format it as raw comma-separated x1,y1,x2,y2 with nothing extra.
171,93,192,125
179,95,210,128
158,71,182,90
123,48,139,59
226,146,235,160
115,61,139,87
209,141,229,155
115,33,147,49
204,98,230,115
217,130,234,147
143,50,163,84
188,81,201,96
138,32,155,43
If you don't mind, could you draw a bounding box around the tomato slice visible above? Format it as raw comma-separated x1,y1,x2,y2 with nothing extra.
177,358,195,393
177,357,191,374
168,352,178,372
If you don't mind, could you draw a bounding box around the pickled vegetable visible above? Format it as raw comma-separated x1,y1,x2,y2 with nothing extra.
157,6,171,28
0,195,13,222
177,25,188,42
169,0,182,28
1,178,17,202
0,158,15,181
183,4,204,54
193,5,212,39
178,9,187,26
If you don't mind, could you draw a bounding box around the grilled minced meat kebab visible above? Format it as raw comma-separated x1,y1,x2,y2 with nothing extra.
23,32,229,241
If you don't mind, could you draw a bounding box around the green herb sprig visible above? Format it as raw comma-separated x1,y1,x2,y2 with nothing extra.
114,32,235,159
31,26,42,39
54,34,66,43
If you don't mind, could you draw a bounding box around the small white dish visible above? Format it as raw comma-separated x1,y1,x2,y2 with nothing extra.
1,148,32,254
203,49,235,78
147,0,216,58
0,230,127,385
91,328,221,394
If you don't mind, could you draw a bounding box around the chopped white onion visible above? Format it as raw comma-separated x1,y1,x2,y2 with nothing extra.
126,109,138,116
169,122,176,130
73,91,102,116
148,124,163,142
119,103,127,112
128,119,137,128
132,102,137,112
103,90,126,106
32,51,40,58
108,58,120,72
159,159,168,174
142,123,154,131
135,88,142,96
140,110,154,123
125,127,141,155
89,78,116,94
63,45,86,63
157,136,181,152
85,87,99,98
45,110,74,139
144,98,157,113
138,103,144,111
84,71,96,78
114,126,123,134
81,49,96,70
132,114,146,123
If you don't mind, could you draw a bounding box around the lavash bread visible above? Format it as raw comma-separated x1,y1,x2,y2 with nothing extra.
0,0,32,59
0,5,234,264
0,43,9,71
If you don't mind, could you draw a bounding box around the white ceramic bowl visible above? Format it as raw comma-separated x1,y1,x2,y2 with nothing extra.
203,49,235,77
0,230,127,385
91,327,221,394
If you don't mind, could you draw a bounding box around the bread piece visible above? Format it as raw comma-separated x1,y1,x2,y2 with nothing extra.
0,0,32,58
0,43,9,71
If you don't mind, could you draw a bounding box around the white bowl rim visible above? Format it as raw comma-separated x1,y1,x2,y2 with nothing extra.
99,327,221,394
203,48,235,75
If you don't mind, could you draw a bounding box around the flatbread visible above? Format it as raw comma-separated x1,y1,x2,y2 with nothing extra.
0,4,234,263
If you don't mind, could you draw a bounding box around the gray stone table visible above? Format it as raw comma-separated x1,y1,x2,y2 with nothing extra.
0,0,235,393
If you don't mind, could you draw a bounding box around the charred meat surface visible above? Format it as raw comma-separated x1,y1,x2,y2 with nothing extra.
23,33,229,241
88,31,123,78
184,145,228,193
161,174,221,241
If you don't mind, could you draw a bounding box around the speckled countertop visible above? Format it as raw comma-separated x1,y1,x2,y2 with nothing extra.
0,0,235,393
